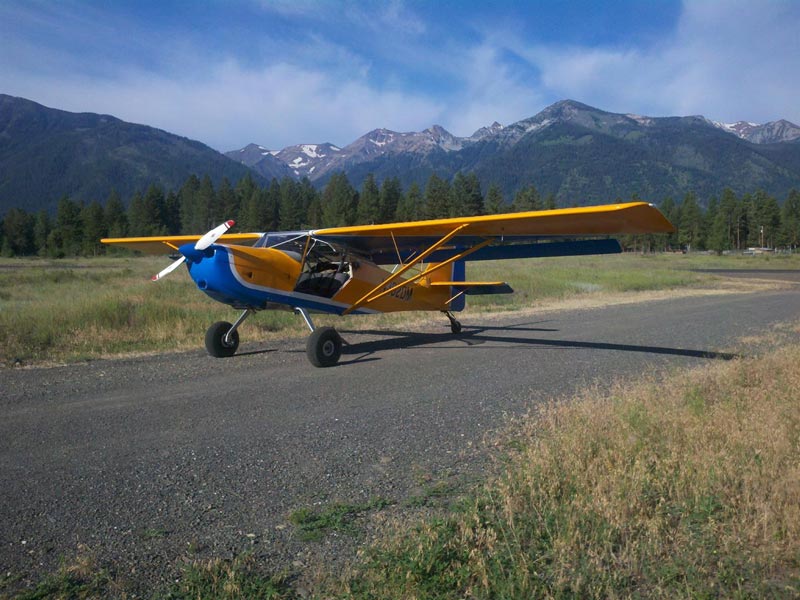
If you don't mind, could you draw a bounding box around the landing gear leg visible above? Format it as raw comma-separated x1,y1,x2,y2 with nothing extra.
444,311,462,334
294,307,315,332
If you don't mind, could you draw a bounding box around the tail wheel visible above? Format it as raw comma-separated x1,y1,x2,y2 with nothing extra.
306,326,342,367
205,321,239,357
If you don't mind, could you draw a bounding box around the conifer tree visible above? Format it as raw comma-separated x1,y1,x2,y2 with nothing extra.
356,173,380,224
781,189,800,248
424,174,451,219
80,201,107,255
51,196,83,256
396,182,423,221
379,177,403,223
104,190,128,238
265,178,281,230
511,184,541,212
452,172,483,216
196,175,216,231
129,185,168,236
484,184,505,214
321,172,358,227
215,178,238,225
678,191,703,251
298,178,319,228
1,207,35,256
178,175,202,233
748,190,781,248
33,210,51,256
279,178,304,230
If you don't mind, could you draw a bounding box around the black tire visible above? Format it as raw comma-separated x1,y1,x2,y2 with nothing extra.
450,319,462,334
205,321,239,358
306,326,342,367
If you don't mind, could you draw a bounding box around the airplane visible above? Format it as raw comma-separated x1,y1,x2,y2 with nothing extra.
101,202,674,367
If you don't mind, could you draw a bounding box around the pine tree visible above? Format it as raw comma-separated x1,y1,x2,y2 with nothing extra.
678,192,703,251
235,173,259,222
52,196,83,256
356,173,380,224
178,175,202,233
781,188,800,249
33,210,51,256
81,201,107,255
321,172,358,227
450,172,468,217
279,178,304,230
424,174,451,219
748,190,781,248
511,184,540,212
458,172,484,216
266,179,281,230
196,175,216,231
708,188,738,253
396,182,423,221
216,178,238,224
298,178,319,228
658,197,679,250
104,190,128,238
1,207,35,256
484,184,505,214
129,185,168,236
379,177,403,223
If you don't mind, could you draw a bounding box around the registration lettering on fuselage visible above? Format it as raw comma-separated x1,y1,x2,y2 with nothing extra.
384,283,413,301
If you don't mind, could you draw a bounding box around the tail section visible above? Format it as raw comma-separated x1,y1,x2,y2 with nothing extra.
425,260,512,312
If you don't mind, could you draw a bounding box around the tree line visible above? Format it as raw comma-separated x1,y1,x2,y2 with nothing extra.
1,171,799,257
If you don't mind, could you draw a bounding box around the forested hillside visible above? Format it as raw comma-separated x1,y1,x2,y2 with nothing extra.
0,95,261,215
2,170,798,258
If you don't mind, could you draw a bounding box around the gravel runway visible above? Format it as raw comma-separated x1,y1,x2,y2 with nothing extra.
2,283,799,595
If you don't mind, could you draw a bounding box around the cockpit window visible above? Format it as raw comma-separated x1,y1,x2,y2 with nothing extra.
255,232,353,299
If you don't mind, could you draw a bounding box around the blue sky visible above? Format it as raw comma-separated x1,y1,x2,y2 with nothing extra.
1,0,799,152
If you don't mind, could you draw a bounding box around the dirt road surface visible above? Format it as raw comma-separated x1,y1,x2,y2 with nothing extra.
2,280,799,594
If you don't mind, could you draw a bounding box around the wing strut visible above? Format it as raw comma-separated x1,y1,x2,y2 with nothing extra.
343,227,493,315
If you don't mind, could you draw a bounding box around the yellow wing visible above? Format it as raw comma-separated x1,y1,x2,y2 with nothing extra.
100,233,262,254
314,202,673,239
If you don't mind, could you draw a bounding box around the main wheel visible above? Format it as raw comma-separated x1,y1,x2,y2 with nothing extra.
205,321,239,358
306,326,342,368
450,319,462,334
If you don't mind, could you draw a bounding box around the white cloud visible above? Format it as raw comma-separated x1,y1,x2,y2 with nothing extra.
1,59,444,151
493,0,800,125
3,0,799,154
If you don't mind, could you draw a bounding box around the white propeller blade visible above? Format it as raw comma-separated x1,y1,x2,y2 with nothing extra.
151,220,234,281
152,256,185,281
196,219,235,251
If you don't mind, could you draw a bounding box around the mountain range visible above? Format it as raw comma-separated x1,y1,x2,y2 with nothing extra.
227,100,800,205
2,93,800,217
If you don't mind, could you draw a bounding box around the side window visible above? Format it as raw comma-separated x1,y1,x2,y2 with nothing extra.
294,242,351,298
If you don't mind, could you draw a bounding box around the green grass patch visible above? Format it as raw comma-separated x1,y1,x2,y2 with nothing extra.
4,546,118,600
289,498,394,541
164,555,294,599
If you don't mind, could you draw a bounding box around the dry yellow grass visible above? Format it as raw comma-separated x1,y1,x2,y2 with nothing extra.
341,340,800,598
